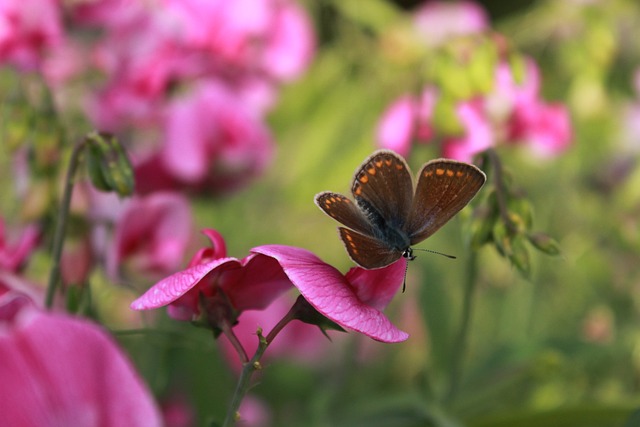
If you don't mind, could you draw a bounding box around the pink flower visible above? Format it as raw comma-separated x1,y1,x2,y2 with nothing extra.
157,81,274,193
251,245,409,343
131,229,293,324
0,0,63,70
0,290,162,426
107,192,194,281
442,100,494,162
132,230,408,342
376,88,437,157
0,218,39,273
414,0,489,47
238,395,271,427
508,101,572,157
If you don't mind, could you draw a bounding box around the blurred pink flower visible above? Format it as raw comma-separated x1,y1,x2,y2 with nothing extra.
238,395,271,427
156,80,274,193
442,100,494,162
0,290,162,426
508,101,572,157
131,229,293,324
73,0,314,131
252,245,409,343
107,192,194,280
0,218,39,273
60,235,94,286
376,58,572,161
0,0,63,70
414,0,488,47
376,88,437,157
219,293,330,372
160,392,196,427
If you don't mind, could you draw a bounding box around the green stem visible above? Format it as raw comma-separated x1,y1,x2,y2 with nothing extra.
445,249,478,402
45,139,87,309
221,309,296,427
222,329,269,427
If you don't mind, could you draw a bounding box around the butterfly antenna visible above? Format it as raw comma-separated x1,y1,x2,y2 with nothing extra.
402,260,409,293
412,248,457,259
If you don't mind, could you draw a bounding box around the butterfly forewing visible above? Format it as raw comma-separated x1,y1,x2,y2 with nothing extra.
406,159,486,244
350,151,414,228
315,192,374,236
339,227,403,269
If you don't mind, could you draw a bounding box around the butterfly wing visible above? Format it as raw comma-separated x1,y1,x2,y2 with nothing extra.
350,150,414,230
315,192,374,236
407,159,486,245
339,227,403,269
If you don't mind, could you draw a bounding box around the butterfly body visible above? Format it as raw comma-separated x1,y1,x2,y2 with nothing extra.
316,150,486,269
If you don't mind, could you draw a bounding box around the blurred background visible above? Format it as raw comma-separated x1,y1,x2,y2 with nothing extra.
2,0,640,426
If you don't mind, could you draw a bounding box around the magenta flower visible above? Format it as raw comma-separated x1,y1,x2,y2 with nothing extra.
0,218,39,273
107,192,194,281
132,230,408,342
130,229,293,325
0,0,63,71
414,0,488,47
0,291,162,426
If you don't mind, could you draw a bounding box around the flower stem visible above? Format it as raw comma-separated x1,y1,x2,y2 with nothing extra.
445,249,478,402
222,329,269,427
221,308,295,426
45,139,87,309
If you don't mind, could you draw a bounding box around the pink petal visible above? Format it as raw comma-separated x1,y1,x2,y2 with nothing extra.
224,254,293,312
251,245,409,343
345,259,406,311
130,257,240,310
376,95,416,157
0,301,161,426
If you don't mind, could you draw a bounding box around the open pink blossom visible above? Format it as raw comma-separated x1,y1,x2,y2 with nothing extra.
107,192,194,281
130,229,293,324
0,291,162,426
508,101,572,157
132,230,408,342
0,0,63,70
251,245,409,343
414,0,488,47
0,218,39,273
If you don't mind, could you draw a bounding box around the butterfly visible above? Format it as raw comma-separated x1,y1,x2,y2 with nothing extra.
315,150,486,269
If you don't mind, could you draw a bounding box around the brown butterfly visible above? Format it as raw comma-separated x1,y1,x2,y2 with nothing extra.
315,150,486,269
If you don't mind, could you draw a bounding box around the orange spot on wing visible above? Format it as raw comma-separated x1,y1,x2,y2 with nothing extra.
456,171,465,177
446,169,454,177
359,175,369,184
367,167,376,175
436,168,445,176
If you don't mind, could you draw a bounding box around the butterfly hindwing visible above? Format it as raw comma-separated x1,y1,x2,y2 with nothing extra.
339,227,403,269
315,192,374,236
406,159,486,245
350,150,414,228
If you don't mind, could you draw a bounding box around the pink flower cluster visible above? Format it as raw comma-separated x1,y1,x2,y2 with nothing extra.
2,0,315,195
377,2,572,162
